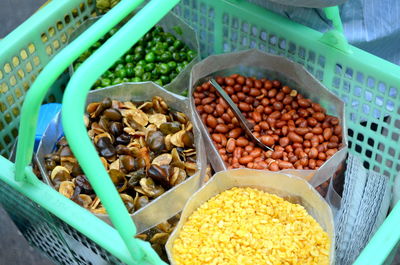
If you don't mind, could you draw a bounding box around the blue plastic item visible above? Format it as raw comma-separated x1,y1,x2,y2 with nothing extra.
34,103,62,151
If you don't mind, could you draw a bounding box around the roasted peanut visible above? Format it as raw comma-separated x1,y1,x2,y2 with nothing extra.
206,115,218,128
323,128,333,141
239,155,253,165
228,128,242,138
309,147,318,159
226,138,236,153
279,160,293,169
194,74,342,171
215,124,229,133
288,132,303,143
211,134,222,143
279,137,290,147
236,137,249,147
268,162,279,171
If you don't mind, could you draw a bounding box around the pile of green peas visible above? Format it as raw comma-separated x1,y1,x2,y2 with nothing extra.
73,25,197,89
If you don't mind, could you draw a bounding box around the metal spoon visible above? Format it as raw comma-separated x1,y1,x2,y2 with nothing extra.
209,78,273,151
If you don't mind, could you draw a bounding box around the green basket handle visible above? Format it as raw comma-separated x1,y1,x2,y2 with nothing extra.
14,0,173,263
320,6,352,54
61,0,179,263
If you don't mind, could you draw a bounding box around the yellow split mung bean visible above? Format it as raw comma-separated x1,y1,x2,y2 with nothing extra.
172,187,330,265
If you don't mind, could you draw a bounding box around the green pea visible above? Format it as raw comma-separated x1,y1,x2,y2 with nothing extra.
168,46,176,53
112,77,122,85
155,54,162,62
134,45,144,54
159,63,170,75
116,68,127,78
179,52,187,61
101,78,111,87
92,41,102,49
146,40,155,48
143,32,152,42
167,61,177,69
153,46,165,56
131,77,142,82
125,54,134,63
161,42,169,50
142,72,152,81
172,52,181,61
137,60,147,67
160,51,172,62
115,58,124,65
154,79,163,86
153,25,164,34
176,65,184,73
107,73,115,80
133,53,143,62
145,52,156,63
126,66,134,78
122,78,130,83
155,42,164,50
114,63,124,71
173,40,184,50
187,50,197,61
99,34,108,43
160,75,170,84
153,35,164,43
94,79,102,87
103,70,113,77
134,65,145,77
144,63,155,72
165,33,176,45
151,67,160,78
109,28,118,36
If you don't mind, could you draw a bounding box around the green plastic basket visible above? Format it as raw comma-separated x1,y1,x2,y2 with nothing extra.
0,0,399,264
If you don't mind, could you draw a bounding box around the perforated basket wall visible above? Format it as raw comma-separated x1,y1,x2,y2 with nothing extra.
0,0,96,158
173,0,400,180
0,0,399,264
0,178,124,265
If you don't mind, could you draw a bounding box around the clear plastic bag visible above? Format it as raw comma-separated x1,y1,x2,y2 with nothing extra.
189,49,348,188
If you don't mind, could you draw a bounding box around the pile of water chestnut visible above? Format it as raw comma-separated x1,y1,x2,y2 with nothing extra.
44,96,197,215
193,74,343,171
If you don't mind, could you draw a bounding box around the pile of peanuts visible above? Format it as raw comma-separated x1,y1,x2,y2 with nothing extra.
193,74,343,171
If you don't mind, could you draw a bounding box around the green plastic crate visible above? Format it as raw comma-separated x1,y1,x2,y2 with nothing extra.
0,0,399,264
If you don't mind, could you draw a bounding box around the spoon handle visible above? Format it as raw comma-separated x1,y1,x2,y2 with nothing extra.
209,79,273,151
